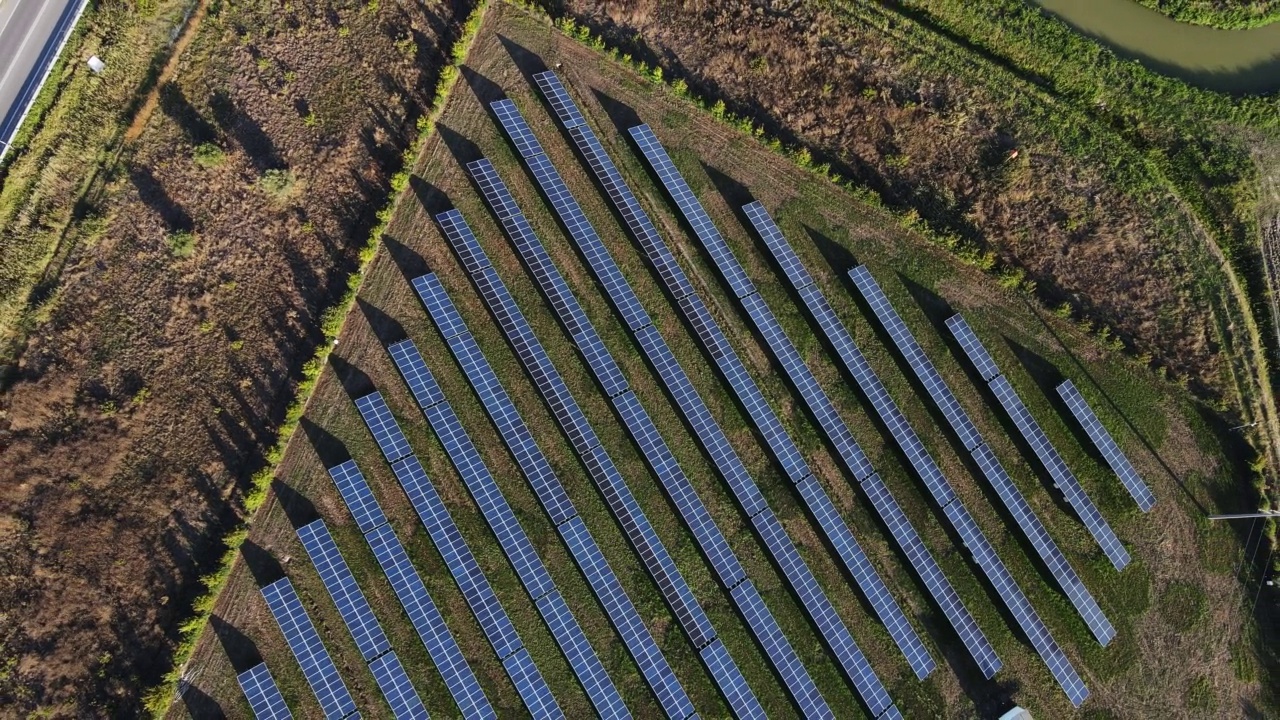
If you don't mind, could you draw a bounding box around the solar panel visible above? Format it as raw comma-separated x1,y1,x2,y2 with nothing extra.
296,519,392,662
532,71,587,130
388,339,447,411
860,474,1001,678
849,269,1092,698
986,373,1130,570
355,392,413,464
612,389,746,590
502,647,566,720
390,456,524,661
750,508,892,717
730,579,833,719
327,460,389,535
260,577,359,720
943,498,1090,707
237,663,293,720
413,273,469,341
628,124,756,299
633,325,768,519
698,638,767,720
535,573,631,719
558,122,696,301
491,98,548,160
436,208,492,275
971,444,1116,645
795,477,935,679
741,202,814,291
422,398,557,600
941,313,1001,384
1057,380,1156,512
739,291,876,482
368,652,430,720
364,524,496,720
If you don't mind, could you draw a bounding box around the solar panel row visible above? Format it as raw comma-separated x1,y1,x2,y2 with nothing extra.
369,652,430,720
394,316,699,720
388,455,524,662
237,662,293,720
945,314,1131,571
1057,380,1156,512
362,522,495,720
698,639,767,720
260,577,359,720
627,123,934,687
745,207,1116,651
296,519,392,663
846,266,1090,706
476,113,849,717
455,148,834,712
352,393,566,719
409,264,719,720
528,74,901,715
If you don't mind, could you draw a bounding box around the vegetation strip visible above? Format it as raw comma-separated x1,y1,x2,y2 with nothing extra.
143,3,492,712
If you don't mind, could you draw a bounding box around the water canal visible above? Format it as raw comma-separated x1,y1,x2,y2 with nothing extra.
1031,0,1280,94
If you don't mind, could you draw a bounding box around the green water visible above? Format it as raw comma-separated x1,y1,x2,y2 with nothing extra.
1032,0,1280,94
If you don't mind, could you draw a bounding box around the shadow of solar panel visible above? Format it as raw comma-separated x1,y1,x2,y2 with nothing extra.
355,392,413,464
628,124,755,299
1057,380,1156,512
369,652,430,720
749,508,892,717
986,373,1130,571
364,524,495,720
327,460,389,535
502,648,566,720
237,663,293,720
413,273,469,341
260,578,358,720
421,399,557,600
730,579,833,719
388,340,447,411
297,519,392,662
390,456,524,660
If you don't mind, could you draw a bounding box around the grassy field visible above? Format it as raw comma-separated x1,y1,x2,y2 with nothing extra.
166,4,1269,718
1132,0,1280,28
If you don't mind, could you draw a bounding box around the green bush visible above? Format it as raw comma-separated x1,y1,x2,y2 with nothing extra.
258,168,296,200
167,230,196,258
192,142,225,168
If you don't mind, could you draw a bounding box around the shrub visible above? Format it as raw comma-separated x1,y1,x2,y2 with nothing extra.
258,169,296,200
167,230,196,258
192,142,225,168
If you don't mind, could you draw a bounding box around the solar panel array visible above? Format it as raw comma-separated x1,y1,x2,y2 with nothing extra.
296,519,392,663
847,266,1090,706
522,75,898,719
746,204,1114,648
237,662,293,720
369,652,430,720
628,123,937,685
1057,380,1156,512
439,182,818,717
945,314,1131,572
390,312,669,719
260,577,359,720
326,460,495,720
351,392,567,719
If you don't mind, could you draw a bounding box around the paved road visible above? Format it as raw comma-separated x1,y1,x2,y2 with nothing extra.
0,0,85,156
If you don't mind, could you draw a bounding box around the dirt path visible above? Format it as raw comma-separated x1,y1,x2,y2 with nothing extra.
123,0,208,144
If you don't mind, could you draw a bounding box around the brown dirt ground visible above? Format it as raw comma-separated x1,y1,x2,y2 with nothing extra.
566,0,1224,396
0,0,470,714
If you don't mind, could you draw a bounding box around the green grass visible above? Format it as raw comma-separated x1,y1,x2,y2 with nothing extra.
1132,0,1280,28
167,230,196,258
1159,579,1208,632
